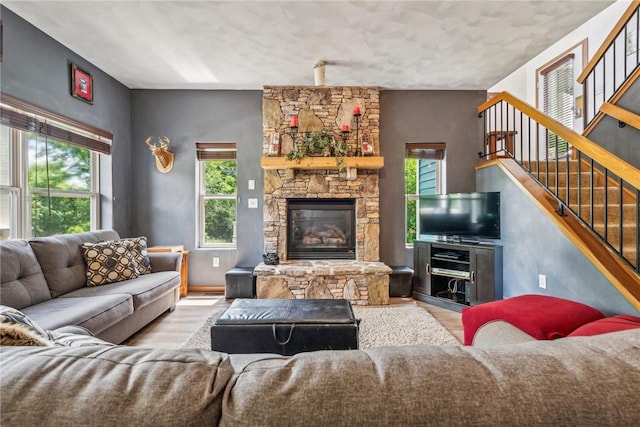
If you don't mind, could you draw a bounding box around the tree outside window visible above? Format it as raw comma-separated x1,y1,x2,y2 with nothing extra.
28,134,94,236
202,159,237,245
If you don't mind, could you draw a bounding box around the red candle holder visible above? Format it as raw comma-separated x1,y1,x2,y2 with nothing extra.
289,115,299,144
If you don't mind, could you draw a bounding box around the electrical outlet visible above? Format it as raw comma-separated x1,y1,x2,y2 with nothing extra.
538,274,547,289
212,257,220,268
248,198,258,208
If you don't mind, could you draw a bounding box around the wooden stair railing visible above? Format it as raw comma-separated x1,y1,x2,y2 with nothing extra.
599,102,640,132
578,0,640,128
583,66,640,136
477,91,640,307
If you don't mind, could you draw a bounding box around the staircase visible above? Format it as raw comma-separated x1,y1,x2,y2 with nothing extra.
475,2,640,309
528,159,638,269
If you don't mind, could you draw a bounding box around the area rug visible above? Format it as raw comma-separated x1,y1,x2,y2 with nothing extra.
179,300,459,349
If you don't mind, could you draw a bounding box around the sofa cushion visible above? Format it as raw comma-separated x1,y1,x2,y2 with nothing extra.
81,241,139,286
29,230,120,298
22,294,133,334
568,315,640,337
60,271,180,310
0,240,52,309
122,236,152,275
461,294,605,345
0,346,233,426
221,329,640,426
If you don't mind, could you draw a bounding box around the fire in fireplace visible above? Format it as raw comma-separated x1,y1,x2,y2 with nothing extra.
287,199,356,260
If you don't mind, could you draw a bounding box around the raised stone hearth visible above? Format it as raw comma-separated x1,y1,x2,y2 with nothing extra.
255,260,391,305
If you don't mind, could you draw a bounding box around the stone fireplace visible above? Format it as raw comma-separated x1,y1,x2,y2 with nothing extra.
264,171,381,262
256,86,391,305
287,198,356,260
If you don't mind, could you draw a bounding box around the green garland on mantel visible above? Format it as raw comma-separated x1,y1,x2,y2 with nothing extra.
286,131,349,170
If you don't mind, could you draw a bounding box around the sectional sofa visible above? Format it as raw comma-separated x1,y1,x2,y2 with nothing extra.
2,231,640,425
0,230,181,344
0,328,638,426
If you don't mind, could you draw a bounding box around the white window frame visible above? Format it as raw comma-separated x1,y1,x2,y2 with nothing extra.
197,155,238,249
0,126,100,239
405,157,444,248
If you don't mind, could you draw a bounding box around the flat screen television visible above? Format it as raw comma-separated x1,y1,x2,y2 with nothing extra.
418,192,500,241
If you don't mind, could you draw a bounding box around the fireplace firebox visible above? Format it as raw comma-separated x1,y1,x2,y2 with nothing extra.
287,199,356,260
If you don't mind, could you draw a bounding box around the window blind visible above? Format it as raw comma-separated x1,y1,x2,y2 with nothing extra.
541,54,574,158
196,142,237,160
405,142,446,160
0,93,112,155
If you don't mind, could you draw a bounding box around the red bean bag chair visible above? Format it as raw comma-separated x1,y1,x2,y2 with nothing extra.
461,294,605,345
568,314,640,337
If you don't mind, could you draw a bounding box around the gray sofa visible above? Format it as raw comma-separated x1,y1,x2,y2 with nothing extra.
0,328,639,426
0,230,181,344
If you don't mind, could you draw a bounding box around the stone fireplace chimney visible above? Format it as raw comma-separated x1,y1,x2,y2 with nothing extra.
258,86,390,305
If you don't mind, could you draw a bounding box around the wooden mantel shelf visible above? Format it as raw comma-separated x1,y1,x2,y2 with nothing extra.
261,156,383,180
261,156,384,170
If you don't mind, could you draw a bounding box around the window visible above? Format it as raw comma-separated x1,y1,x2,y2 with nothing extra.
197,142,237,247
0,95,110,240
541,55,574,158
405,143,445,245
536,41,587,158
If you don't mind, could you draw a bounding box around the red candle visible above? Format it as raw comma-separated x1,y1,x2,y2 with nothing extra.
290,115,298,127
342,124,349,132
353,107,361,115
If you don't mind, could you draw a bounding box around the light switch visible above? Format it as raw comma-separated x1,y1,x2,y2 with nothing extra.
248,180,255,190
248,198,258,208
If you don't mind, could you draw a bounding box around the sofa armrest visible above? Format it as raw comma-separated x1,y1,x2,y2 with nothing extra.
472,320,537,347
52,325,94,336
149,252,182,273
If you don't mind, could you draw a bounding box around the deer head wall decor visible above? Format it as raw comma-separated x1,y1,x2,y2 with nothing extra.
145,136,174,173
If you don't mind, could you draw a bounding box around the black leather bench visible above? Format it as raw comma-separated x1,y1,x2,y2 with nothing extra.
210,299,359,355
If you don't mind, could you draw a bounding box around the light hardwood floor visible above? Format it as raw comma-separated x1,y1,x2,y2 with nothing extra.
124,293,464,348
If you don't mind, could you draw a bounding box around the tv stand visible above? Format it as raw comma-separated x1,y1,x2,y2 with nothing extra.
413,238,503,312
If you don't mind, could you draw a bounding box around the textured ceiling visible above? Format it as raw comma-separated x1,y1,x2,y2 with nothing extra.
4,1,614,90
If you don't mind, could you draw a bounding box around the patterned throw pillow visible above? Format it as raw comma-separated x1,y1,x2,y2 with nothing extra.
0,305,53,346
81,241,138,286
121,236,152,275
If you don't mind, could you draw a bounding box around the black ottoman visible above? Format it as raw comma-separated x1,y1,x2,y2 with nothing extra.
225,267,255,299
210,299,359,355
389,266,414,297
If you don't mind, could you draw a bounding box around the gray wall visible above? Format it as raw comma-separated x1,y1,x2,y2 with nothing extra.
587,80,640,169
130,90,263,286
379,90,487,267
477,164,639,316
0,6,132,235
130,90,487,285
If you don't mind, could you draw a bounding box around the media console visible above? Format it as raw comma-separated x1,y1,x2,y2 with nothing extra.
413,237,503,312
